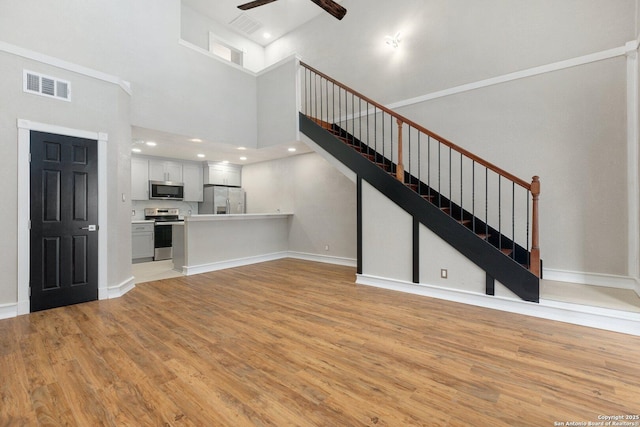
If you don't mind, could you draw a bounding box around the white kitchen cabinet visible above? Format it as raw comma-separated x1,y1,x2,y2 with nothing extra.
149,159,183,183
131,157,149,200
204,162,242,187
183,162,204,202
132,223,154,261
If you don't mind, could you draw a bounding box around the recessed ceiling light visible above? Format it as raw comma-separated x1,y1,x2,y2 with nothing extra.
288,147,296,152
145,141,157,147
237,147,247,150
190,138,203,143
132,148,142,153
221,160,229,164
263,32,272,39
197,154,205,158
240,156,247,161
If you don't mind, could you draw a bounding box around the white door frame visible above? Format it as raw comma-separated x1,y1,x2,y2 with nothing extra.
17,119,108,315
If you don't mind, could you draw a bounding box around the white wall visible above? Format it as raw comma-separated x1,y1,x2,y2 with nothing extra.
0,52,131,305
257,57,299,148
180,2,266,73
0,0,258,148
242,153,357,261
266,0,637,281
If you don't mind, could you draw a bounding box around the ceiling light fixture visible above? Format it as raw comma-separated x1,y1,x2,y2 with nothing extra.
132,148,142,153
197,154,205,158
288,148,296,152
237,147,247,150
145,141,157,147
240,156,248,161
190,138,203,143
385,32,401,48
263,32,272,39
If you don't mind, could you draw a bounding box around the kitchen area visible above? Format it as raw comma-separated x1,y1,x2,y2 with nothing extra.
131,153,293,282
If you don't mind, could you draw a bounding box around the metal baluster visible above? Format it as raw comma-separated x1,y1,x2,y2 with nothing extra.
319,77,323,123
366,101,369,154
438,142,442,208
526,189,531,269
390,115,394,176
485,169,489,239
332,82,335,127
449,147,452,215
408,125,411,185
380,111,384,170
428,136,431,200
417,132,421,195
498,176,502,251
512,182,516,260
374,107,377,154
472,161,476,234
358,98,361,150
460,153,463,223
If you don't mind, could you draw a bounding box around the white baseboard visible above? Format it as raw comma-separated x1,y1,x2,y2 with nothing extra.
0,303,18,320
287,251,357,267
183,252,290,275
107,276,136,299
543,268,638,290
357,274,640,337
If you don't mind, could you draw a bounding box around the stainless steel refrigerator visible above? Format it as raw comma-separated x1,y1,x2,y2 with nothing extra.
199,186,245,214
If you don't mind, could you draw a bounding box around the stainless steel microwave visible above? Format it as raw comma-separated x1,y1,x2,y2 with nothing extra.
149,180,184,200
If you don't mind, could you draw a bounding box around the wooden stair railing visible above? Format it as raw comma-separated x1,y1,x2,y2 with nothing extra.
300,61,541,277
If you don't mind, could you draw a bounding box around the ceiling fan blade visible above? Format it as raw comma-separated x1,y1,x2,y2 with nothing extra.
237,0,279,11
308,0,347,20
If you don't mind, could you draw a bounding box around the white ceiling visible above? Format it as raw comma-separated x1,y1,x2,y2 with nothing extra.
182,0,341,46
131,0,338,165
131,126,312,166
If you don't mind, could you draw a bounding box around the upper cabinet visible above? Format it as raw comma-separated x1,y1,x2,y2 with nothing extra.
132,155,205,202
204,162,242,187
183,163,204,202
131,157,149,200
149,159,183,183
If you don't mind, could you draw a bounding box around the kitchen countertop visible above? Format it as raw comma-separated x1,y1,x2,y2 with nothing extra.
186,213,293,222
132,219,155,224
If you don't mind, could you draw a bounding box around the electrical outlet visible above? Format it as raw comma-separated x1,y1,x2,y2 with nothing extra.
132,209,135,216
440,269,448,279
324,245,330,251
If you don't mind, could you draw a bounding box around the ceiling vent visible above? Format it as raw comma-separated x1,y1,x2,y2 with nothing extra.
229,13,262,35
23,70,71,101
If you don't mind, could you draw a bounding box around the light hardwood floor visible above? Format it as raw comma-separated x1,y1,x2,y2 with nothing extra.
2,259,639,426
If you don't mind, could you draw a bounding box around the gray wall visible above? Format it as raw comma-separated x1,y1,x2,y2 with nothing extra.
0,0,258,148
180,2,266,73
0,52,131,304
266,0,637,279
257,58,299,148
242,153,357,261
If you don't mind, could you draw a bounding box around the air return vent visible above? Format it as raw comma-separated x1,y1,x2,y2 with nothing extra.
23,70,71,101
229,13,262,35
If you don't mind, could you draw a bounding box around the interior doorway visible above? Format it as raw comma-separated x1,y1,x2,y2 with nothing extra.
29,131,99,311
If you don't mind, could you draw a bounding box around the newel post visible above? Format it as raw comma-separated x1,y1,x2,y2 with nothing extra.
396,119,404,181
530,176,541,277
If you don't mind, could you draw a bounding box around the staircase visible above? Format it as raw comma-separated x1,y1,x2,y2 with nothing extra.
299,62,541,303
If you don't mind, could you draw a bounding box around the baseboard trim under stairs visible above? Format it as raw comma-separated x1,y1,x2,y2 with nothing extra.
357,274,640,336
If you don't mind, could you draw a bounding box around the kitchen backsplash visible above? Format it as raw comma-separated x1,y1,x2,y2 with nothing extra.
132,200,199,220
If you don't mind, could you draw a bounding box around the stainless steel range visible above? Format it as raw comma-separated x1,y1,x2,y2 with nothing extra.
144,208,183,261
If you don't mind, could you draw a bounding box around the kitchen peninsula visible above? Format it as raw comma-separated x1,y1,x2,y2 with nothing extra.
172,213,293,275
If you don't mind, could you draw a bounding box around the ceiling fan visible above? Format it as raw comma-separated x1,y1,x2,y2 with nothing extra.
237,0,347,20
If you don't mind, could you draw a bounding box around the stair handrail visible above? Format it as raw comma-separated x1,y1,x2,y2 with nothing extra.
300,61,541,277
300,61,531,189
